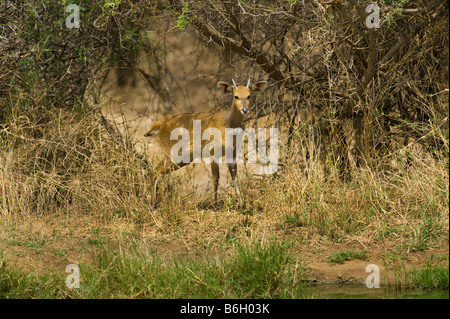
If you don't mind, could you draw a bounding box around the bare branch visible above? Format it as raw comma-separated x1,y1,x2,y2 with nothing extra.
356,28,377,99
191,17,285,82
335,2,368,44
399,0,446,14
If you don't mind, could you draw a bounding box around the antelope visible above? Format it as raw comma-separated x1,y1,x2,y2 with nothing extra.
144,78,268,207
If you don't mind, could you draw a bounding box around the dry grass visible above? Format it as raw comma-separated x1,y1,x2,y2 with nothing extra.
1,102,447,254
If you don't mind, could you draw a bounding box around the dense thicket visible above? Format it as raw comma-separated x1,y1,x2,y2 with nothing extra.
1,0,448,177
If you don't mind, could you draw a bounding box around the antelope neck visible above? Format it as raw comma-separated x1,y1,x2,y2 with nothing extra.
226,101,244,128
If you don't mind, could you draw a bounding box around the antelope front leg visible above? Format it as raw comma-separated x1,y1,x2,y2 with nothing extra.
150,157,175,209
228,162,243,204
211,161,220,205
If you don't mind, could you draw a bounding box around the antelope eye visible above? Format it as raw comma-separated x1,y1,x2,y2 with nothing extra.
247,95,251,99
234,96,239,99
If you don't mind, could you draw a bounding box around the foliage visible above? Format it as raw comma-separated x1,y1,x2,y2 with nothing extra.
0,0,157,112
326,250,367,264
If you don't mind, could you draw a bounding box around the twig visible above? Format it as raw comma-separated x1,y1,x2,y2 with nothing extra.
378,1,446,68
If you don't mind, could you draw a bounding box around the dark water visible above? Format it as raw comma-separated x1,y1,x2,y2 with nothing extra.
305,284,449,299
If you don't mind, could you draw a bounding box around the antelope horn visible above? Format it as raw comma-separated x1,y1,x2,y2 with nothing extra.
231,79,238,88
246,78,251,88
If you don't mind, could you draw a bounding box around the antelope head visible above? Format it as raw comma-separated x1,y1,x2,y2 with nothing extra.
217,79,268,115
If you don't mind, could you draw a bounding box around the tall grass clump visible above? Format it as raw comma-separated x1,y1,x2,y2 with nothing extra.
0,100,155,222
78,240,307,299
390,257,450,291
405,263,449,290
226,240,305,298
0,242,309,299
242,127,449,249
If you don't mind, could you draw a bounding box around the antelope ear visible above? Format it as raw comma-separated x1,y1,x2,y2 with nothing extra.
217,81,232,95
251,81,268,93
